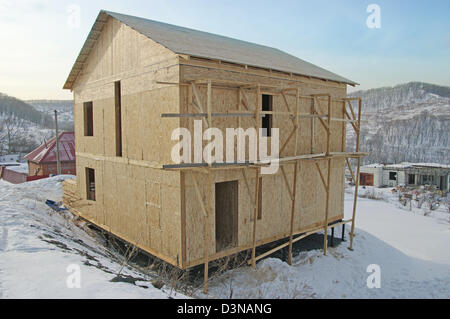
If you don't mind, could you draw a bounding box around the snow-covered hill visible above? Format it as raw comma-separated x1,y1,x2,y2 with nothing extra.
26,100,74,124
348,82,450,164
0,95,73,155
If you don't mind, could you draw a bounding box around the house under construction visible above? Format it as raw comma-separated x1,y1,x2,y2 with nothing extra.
62,10,366,293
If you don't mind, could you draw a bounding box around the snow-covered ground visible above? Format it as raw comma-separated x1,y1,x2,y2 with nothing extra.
0,178,449,298
0,176,186,299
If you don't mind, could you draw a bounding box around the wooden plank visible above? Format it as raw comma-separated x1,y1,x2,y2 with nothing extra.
251,168,260,269
279,126,298,155
294,88,300,156
203,171,211,294
346,158,356,185
280,166,294,201
323,158,332,255
241,169,256,211
315,162,327,190
288,161,298,265
191,172,208,217
181,171,186,267
248,227,321,265
281,91,296,126
192,82,209,127
349,99,362,250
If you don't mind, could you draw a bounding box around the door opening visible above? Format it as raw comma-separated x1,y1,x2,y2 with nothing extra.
215,180,238,252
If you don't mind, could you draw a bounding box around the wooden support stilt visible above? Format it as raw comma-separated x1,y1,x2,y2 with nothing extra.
349,99,362,251
251,168,260,269
203,171,211,294
346,158,356,185
323,158,332,255
323,95,332,255
288,161,298,265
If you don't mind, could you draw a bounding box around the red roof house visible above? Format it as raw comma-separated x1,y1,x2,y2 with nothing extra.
24,132,76,176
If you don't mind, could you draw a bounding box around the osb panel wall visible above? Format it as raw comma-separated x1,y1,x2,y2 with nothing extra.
184,160,345,263
72,16,181,163
179,63,347,264
72,156,182,266
179,64,347,160
65,16,183,266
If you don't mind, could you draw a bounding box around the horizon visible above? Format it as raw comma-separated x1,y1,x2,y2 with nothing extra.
1,0,449,100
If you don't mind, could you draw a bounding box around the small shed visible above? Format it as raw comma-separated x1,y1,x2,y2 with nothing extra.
360,163,449,191
24,132,76,176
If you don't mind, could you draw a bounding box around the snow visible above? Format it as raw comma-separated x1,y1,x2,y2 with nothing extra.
4,163,28,174
1,177,449,298
200,187,450,299
0,176,187,299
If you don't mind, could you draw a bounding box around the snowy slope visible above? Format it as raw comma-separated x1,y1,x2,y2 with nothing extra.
0,176,186,299
26,100,74,124
201,190,450,298
1,177,449,299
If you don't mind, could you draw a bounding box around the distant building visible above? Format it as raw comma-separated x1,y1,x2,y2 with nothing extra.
0,164,28,184
359,163,449,191
24,132,76,176
0,154,20,163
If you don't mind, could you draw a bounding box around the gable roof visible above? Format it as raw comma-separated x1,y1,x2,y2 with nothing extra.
24,132,75,164
64,10,357,90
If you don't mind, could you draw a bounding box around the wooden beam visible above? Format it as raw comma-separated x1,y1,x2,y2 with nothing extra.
315,162,327,190
326,95,332,156
280,166,294,201
251,168,260,269
241,169,255,211
281,91,297,126
346,158,356,185
323,158,332,255
294,88,300,156
191,173,208,217
192,82,209,127
312,97,330,133
279,126,298,155
349,99,362,251
207,80,212,128
203,171,212,294
288,161,299,265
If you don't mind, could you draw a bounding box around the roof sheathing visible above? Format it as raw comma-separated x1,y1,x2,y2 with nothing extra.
64,10,357,90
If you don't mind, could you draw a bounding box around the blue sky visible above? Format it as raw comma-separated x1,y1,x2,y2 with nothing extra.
0,0,449,99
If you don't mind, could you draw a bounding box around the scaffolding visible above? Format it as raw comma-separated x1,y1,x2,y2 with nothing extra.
160,79,366,293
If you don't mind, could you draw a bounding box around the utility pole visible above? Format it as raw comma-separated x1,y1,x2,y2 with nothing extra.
54,110,61,175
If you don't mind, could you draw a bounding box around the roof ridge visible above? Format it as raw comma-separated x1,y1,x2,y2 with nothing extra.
64,10,357,89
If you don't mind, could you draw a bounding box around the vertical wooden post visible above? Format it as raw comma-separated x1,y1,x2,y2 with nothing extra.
326,95,331,156
323,158,332,255
294,89,300,156
288,161,298,265
203,170,211,294
349,99,362,250
341,101,346,152
256,84,261,164
238,88,242,131
251,168,260,269
310,98,315,154
323,95,332,255
207,80,212,129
